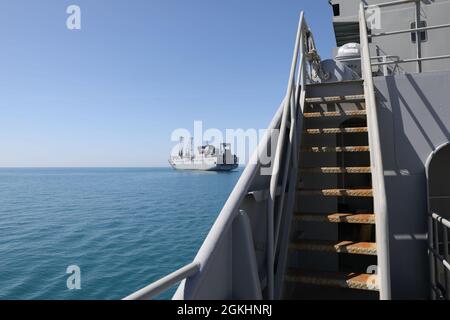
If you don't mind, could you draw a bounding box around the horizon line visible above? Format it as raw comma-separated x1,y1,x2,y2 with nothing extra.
0,165,247,169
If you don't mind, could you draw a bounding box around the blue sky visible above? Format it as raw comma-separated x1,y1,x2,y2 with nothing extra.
0,0,336,167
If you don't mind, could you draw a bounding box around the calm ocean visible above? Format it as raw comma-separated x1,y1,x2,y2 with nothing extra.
0,168,243,300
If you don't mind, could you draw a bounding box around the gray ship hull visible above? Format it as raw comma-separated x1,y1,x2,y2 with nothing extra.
169,160,238,172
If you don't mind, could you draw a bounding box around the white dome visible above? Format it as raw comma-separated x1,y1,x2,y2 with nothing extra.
336,43,361,60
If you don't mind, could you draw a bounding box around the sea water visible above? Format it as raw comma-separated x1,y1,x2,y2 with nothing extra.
0,168,243,300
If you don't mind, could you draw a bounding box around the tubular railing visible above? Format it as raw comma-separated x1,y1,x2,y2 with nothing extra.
124,11,317,301
267,12,318,300
359,2,391,300
123,262,200,300
429,212,450,300
364,0,450,73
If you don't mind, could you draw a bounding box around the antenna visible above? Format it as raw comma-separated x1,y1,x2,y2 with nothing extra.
179,136,184,158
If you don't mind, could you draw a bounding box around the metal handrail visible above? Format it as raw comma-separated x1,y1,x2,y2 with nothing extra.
123,262,200,300
429,212,450,299
266,12,302,300
365,0,418,9
273,26,308,299
274,56,305,250
432,213,450,229
338,55,399,62
370,23,450,38
371,55,450,66
359,2,392,300
267,12,318,300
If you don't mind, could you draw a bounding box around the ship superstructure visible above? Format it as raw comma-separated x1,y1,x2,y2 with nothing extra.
127,0,450,300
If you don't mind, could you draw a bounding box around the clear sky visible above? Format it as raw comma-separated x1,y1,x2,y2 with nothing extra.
0,0,336,167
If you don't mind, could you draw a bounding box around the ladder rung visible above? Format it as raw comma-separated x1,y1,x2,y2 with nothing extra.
285,270,379,291
302,146,370,153
303,110,367,118
294,213,375,224
298,189,373,197
300,167,371,174
290,240,377,256
305,95,365,104
304,127,368,135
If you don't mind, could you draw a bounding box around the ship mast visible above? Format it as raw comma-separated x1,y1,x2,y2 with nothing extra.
179,137,184,158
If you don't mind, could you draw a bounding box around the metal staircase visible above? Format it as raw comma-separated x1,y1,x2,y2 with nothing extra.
283,80,380,299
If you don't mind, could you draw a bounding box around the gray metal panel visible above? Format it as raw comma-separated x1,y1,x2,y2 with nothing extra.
231,212,263,300
374,70,450,299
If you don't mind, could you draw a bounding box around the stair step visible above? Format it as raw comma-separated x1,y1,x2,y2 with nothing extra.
304,127,368,135
298,189,373,197
294,213,376,224
302,146,370,153
305,95,365,104
303,110,366,118
285,270,379,291
300,167,371,174
305,79,363,87
290,240,377,256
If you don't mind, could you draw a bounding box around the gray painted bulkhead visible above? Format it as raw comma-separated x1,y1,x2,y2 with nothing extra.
330,0,450,74
374,70,450,299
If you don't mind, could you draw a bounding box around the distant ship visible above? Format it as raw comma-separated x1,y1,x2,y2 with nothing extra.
169,137,239,171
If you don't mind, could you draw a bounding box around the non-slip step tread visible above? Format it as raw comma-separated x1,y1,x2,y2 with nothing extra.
302,146,370,153
305,79,363,87
285,270,379,291
304,127,368,135
294,213,375,224
303,110,366,118
298,189,373,197
290,240,377,256
300,167,371,174
305,95,365,104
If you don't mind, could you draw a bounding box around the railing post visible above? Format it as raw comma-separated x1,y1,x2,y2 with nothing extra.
429,213,450,300
434,218,441,297
442,223,449,299
429,214,437,299
415,0,422,73
382,56,389,76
